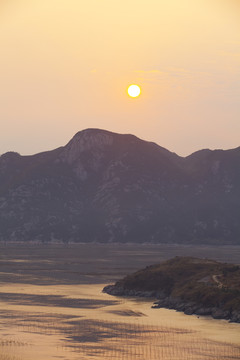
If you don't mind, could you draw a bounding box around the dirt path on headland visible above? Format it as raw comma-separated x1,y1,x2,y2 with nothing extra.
212,274,223,289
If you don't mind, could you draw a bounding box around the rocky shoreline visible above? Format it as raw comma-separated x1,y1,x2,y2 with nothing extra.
103,285,240,323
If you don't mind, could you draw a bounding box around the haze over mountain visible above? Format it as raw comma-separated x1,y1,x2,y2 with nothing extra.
0,129,239,244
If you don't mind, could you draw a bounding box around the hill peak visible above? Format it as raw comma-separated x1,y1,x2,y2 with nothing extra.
60,128,115,164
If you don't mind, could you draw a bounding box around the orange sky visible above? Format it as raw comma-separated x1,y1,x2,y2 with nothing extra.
0,0,239,156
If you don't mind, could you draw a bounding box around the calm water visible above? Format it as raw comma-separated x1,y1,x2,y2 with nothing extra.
0,243,240,360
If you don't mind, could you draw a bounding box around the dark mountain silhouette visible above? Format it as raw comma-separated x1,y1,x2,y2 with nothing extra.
0,128,239,244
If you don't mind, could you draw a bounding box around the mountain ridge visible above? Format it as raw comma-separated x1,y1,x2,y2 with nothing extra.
2,128,240,159
0,128,239,244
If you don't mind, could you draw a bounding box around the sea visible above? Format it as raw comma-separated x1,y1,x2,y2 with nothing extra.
0,243,239,360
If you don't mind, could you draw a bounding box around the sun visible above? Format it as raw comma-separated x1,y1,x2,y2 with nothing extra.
127,84,141,98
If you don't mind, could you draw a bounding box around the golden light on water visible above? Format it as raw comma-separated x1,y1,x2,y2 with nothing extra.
0,244,240,360
127,84,141,98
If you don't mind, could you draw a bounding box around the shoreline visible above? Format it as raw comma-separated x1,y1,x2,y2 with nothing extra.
103,284,240,324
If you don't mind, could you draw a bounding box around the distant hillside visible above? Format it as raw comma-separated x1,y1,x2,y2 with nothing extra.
0,128,240,244
103,256,240,323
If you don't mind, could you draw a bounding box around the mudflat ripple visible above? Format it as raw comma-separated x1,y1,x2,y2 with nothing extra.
0,243,240,360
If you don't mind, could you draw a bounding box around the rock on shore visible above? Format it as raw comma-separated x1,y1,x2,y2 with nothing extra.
103,284,240,323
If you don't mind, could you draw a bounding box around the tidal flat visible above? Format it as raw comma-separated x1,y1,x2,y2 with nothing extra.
0,243,240,360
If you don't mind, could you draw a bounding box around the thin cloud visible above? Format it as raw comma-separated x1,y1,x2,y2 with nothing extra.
135,67,210,80
134,70,166,75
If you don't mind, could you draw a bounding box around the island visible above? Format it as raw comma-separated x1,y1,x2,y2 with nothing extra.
103,256,240,323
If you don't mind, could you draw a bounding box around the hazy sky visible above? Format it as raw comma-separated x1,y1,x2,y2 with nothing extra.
0,0,239,156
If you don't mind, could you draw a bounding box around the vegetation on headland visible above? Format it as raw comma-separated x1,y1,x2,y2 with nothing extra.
103,256,240,323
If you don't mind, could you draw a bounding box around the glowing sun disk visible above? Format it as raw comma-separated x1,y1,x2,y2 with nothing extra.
127,84,141,98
